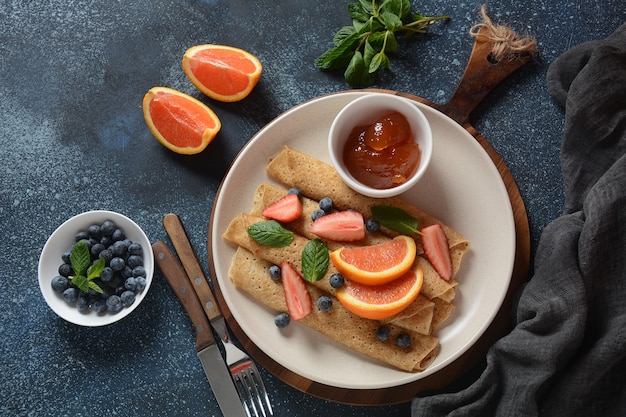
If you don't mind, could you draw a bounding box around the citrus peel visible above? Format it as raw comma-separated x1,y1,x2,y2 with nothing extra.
336,265,424,320
330,235,417,285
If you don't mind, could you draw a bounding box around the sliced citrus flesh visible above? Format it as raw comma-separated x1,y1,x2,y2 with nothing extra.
182,44,262,102
330,235,417,285
336,266,423,320
142,86,221,155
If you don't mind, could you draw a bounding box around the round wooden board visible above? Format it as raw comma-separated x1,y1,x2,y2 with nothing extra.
208,30,532,404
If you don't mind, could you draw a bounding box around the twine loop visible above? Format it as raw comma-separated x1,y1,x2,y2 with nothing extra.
470,5,538,62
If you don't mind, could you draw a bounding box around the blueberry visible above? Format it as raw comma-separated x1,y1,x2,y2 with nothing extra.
100,220,116,236
311,209,326,221
121,266,133,279
58,263,73,277
135,276,147,292
287,187,302,198
61,251,71,264
376,325,390,342
110,273,124,288
62,287,78,303
365,218,380,233
127,255,143,268
51,276,69,293
319,197,333,213
98,248,113,264
128,242,143,256
76,296,90,312
111,240,127,256
124,277,137,291
75,231,89,242
268,265,281,281
87,224,102,239
329,273,344,289
110,257,125,272
90,243,105,258
120,291,136,307
396,333,411,348
274,312,291,328
134,276,147,292
106,295,123,313
100,236,113,247
93,299,107,314
132,266,146,277
111,228,125,242
100,266,114,282
317,296,333,312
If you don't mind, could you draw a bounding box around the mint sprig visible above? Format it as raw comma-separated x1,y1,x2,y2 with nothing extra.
315,0,449,87
69,240,104,294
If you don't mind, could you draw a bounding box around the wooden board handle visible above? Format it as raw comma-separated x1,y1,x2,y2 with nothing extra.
434,26,534,126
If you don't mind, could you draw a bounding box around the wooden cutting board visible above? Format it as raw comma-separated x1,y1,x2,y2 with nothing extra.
209,26,532,405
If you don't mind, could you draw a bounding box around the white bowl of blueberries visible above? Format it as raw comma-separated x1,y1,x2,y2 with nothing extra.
38,210,154,326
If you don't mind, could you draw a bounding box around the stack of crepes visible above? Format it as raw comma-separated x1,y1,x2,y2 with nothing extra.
223,146,470,372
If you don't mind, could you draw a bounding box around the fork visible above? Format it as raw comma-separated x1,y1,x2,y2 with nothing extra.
163,213,273,417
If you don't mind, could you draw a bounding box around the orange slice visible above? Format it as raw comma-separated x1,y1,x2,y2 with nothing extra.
336,266,423,320
142,87,221,155
182,44,262,102
330,235,417,285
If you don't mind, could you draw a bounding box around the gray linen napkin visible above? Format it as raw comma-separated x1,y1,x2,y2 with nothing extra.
412,22,626,417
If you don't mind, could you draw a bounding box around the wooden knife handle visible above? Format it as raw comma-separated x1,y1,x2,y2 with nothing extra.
152,240,214,351
163,213,223,322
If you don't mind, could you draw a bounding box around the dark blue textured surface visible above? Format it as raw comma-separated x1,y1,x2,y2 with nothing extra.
1,1,624,416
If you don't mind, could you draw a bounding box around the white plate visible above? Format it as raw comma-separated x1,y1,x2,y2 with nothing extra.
211,92,516,390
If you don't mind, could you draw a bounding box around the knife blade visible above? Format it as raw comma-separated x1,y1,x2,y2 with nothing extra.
162,213,229,339
152,240,247,417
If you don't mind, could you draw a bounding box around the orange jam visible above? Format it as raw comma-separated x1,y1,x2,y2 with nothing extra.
342,111,421,190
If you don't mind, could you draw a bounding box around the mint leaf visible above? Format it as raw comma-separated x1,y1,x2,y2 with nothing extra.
301,239,329,282
381,11,403,31
87,257,106,280
369,50,389,74
371,205,419,235
333,25,357,46
345,50,375,87
71,275,89,293
247,221,294,247
315,31,360,70
70,240,91,277
88,280,104,294
349,1,371,20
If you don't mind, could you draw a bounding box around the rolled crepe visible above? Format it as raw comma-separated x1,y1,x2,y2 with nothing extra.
224,212,446,334
229,247,440,372
265,146,470,274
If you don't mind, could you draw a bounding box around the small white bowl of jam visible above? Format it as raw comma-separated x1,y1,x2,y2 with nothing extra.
328,93,433,198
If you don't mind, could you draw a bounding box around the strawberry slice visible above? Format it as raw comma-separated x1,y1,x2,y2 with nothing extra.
280,262,312,320
261,193,303,222
309,210,365,242
421,224,453,281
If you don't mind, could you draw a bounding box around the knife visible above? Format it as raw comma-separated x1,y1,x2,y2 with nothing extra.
162,213,229,338
152,240,247,417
